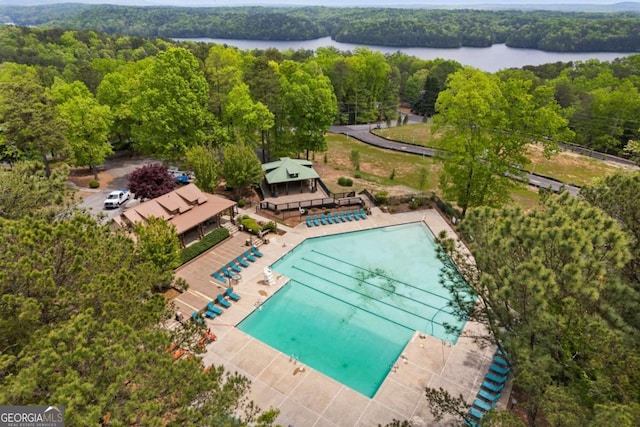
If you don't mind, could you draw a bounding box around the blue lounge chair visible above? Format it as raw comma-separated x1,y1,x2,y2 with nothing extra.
237,256,249,268
221,266,234,279
473,398,495,412
465,418,480,427
341,211,349,222
313,215,320,226
207,302,224,315
489,363,510,376
204,310,217,319
333,212,342,223
243,250,257,262
306,216,313,227
191,311,204,324
481,380,503,394
228,261,241,273
250,246,263,257
493,354,508,367
225,287,241,301
326,213,335,224
216,294,231,308
359,208,368,219
345,211,354,221
468,407,484,421
320,214,328,225
478,388,500,403
485,372,507,385
353,209,361,220
212,270,226,283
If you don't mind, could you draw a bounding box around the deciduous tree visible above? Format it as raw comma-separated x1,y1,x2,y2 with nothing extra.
204,44,245,117
128,163,176,200
51,79,113,180
0,63,68,177
222,144,264,200
184,144,220,194
278,60,337,159
131,48,215,159
432,68,568,215
224,82,274,146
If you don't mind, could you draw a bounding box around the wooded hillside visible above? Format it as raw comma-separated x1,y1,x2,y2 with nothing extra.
2,4,640,52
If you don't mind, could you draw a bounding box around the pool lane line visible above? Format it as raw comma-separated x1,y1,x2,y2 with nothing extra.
309,249,453,302
299,255,456,316
291,265,450,329
289,279,416,332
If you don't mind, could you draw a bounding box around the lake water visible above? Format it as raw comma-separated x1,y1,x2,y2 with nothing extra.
177,36,636,72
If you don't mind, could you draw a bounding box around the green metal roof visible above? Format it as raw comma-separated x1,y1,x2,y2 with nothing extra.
262,157,319,185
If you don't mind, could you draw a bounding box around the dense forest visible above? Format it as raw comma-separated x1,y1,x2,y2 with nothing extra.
1,25,638,158
2,4,640,52
2,24,640,425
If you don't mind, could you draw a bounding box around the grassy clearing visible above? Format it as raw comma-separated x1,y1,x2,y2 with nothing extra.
323,133,546,211
320,133,440,195
377,123,625,187
373,123,442,148
526,144,624,187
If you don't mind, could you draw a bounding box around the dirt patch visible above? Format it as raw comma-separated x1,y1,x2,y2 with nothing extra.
68,167,115,199
161,288,182,301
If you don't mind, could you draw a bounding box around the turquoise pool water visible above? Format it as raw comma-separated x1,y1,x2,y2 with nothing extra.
237,222,466,397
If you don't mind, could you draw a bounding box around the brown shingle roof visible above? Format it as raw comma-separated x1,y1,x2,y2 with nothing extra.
115,184,236,235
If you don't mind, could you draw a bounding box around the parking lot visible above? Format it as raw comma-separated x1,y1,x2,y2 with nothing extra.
74,156,154,222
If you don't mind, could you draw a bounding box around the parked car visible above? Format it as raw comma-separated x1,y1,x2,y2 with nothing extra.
167,167,195,185
104,189,130,209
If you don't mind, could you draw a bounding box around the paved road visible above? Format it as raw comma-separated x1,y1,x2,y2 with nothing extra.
329,124,580,196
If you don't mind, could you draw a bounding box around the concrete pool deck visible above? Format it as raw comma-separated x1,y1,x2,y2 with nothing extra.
172,208,500,426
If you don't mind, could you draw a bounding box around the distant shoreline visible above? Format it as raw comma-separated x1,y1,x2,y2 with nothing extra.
176,37,636,73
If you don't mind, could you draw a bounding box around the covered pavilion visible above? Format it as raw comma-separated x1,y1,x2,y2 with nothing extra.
262,157,320,197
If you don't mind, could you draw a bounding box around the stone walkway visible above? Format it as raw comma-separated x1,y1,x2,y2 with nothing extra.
171,208,499,426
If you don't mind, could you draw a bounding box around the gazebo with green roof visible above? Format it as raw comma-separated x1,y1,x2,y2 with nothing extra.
262,157,320,197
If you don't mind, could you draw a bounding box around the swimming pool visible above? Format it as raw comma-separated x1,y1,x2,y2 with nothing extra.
238,222,467,397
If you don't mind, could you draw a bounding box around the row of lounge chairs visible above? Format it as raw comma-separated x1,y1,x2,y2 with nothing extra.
466,350,511,426
192,288,242,322
211,246,263,283
306,208,368,227
204,288,241,318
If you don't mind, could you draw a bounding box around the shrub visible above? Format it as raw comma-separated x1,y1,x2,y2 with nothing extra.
408,199,420,210
89,179,100,189
261,221,276,233
239,216,261,234
375,191,389,205
180,227,230,264
338,177,353,187
237,199,246,208
353,172,362,179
